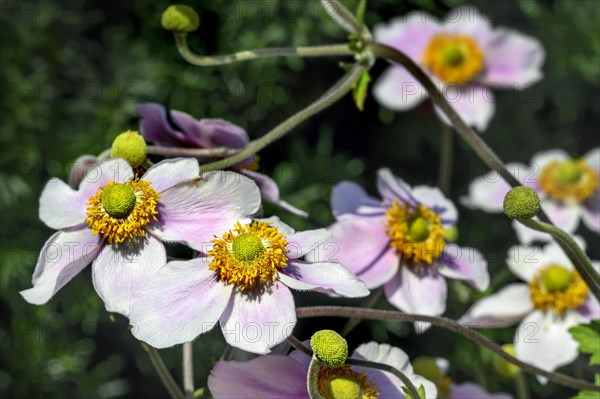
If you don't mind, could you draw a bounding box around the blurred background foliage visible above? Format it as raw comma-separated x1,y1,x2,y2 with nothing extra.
1,0,599,398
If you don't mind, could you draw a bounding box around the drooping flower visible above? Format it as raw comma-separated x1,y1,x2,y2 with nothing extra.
208,341,437,398
413,356,513,398
373,6,544,131
136,102,308,216
459,238,600,378
306,169,489,325
128,216,368,354
461,148,600,243
21,158,261,316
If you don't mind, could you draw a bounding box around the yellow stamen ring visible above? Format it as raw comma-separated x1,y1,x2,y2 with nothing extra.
385,202,446,265
208,221,288,292
85,180,160,244
317,365,381,399
539,159,598,202
529,265,588,315
422,34,484,84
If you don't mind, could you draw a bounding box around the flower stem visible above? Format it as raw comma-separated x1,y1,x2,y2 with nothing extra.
287,336,422,399
174,33,353,66
515,371,530,399
341,287,382,336
182,342,194,398
320,0,365,35
142,343,186,399
438,123,454,196
198,64,365,173
295,306,599,392
146,145,238,159
517,218,600,300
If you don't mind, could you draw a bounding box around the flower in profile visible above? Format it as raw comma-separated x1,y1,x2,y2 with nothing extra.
459,238,599,378
307,169,489,325
413,356,513,398
208,341,437,398
461,148,599,243
21,157,260,316
128,216,368,354
373,6,544,131
136,102,308,216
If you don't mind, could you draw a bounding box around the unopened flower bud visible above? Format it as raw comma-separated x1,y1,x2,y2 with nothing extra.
492,344,520,379
503,186,540,219
412,356,442,383
161,5,200,33
110,130,147,168
310,330,348,368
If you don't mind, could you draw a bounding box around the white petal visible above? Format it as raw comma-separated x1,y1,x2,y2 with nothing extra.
384,268,447,317
38,179,87,229
459,284,533,327
285,229,331,259
142,158,200,193
373,66,428,111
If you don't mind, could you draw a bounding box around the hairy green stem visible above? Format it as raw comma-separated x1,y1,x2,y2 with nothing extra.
515,371,530,399
320,0,364,35
143,344,185,399
438,123,454,195
341,288,382,336
295,306,599,392
182,342,194,398
174,33,353,66
146,145,238,159
199,64,365,173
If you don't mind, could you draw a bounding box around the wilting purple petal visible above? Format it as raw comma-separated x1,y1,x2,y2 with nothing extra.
450,383,513,399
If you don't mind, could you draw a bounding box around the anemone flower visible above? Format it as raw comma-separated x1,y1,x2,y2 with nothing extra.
373,6,544,131
21,158,260,316
128,216,368,354
462,148,599,243
306,169,489,327
208,341,437,398
459,238,599,379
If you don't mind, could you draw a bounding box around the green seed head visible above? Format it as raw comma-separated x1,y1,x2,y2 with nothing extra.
503,186,540,219
543,265,573,292
326,376,362,399
492,344,520,379
161,5,200,33
412,356,442,383
441,44,465,66
556,160,583,186
408,217,430,242
232,233,264,262
110,130,147,168
310,330,348,368
101,184,136,218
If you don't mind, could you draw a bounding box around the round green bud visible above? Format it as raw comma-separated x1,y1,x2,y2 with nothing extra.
556,160,582,186
101,184,136,218
409,217,430,242
310,330,348,368
503,186,540,219
232,233,264,262
492,344,520,379
443,225,459,242
412,356,442,383
161,5,200,33
110,130,147,168
326,376,361,399
543,265,572,292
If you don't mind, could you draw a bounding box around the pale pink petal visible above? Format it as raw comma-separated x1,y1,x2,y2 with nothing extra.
286,229,331,259
585,148,600,174
141,158,199,193
540,238,586,269
514,311,579,375
482,29,544,87
257,215,295,236
39,179,88,229
304,214,398,289
129,258,232,348
20,228,102,304
443,6,493,47
68,154,98,189
506,243,548,283
384,268,447,317
208,355,308,399
79,158,133,201
219,281,296,354
331,181,383,217
530,149,570,172
149,171,260,253
434,85,495,131
373,66,428,111
439,246,489,291
459,283,533,327
541,199,581,234
279,260,369,298
377,168,418,207
92,234,167,316
450,383,513,399
581,197,600,234
411,185,458,226
373,12,442,60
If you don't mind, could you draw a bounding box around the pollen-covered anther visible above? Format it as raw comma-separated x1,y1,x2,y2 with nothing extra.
85,180,160,244
385,202,446,265
317,365,381,399
422,34,484,84
208,221,288,291
529,264,588,315
539,159,598,202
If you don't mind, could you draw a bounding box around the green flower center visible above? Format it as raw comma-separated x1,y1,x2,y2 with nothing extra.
408,217,430,242
311,330,348,368
326,376,362,399
101,183,137,218
555,160,583,186
543,265,573,292
441,44,465,66
232,233,264,262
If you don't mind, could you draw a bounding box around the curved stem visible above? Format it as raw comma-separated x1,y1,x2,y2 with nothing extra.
146,145,238,159
320,0,363,34
438,123,454,195
198,64,365,173
518,218,600,300
515,371,530,399
174,33,353,66
295,306,599,392
287,336,422,399
341,287,382,336
143,343,186,399
182,342,194,398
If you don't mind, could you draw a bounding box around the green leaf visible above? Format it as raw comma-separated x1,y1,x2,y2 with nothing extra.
352,70,371,111
571,390,600,399
569,323,600,365
401,384,427,399
595,373,600,386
